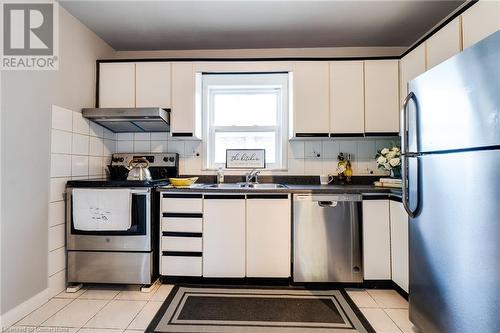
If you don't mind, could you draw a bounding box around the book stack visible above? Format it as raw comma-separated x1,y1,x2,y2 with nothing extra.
374,177,402,188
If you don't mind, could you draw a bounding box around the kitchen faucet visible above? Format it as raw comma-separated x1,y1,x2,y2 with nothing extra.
245,169,261,185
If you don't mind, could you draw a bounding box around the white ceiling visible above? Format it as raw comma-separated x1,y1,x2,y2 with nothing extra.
60,1,465,51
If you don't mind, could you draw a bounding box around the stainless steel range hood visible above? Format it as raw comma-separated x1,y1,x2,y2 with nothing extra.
82,108,170,133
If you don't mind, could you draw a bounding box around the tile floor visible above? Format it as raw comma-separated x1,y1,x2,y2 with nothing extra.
10,285,416,333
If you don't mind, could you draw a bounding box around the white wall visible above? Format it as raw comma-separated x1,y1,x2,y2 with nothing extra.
0,6,114,325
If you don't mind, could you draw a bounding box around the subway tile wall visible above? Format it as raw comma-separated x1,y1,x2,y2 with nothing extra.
116,133,398,177
48,105,116,297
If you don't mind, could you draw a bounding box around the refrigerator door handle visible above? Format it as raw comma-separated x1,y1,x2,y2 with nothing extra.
400,91,416,155
401,91,419,218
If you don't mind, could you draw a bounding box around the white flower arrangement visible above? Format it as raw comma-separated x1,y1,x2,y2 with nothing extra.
376,146,401,171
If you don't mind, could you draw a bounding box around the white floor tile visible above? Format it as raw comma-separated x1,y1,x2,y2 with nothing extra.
366,289,409,309
127,301,162,330
360,308,402,333
151,285,173,301
84,300,146,329
78,329,124,333
114,285,159,301
123,331,144,333
42,299,108,328
384,308,418,333
79,289,121,300
54,288,87,299
346,289,379,308
17,298,73,326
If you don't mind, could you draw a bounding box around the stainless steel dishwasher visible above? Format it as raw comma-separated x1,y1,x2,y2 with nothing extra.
293,194,363,282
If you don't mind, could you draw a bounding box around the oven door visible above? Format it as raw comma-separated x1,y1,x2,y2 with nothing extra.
66,188,152,251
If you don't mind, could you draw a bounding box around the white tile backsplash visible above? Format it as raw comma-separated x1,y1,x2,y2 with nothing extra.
305,141,322,159
72,155,89,177
134,132,151,141
117,133,134,141
116,140,134,153
72,133,89,155
151,140,168,153
50,177,69,202
51,105,73,132
288,141,305,159
168,141,185,155
49,201,65,227
48,247,66,276
51,154,72,177
184,141,201,157
151,132,169,141
89,136,104,156
89,122,104,138
72,112,90,135
51,130,72,154
133,140,151,153
322,141,340,159
49,106,117,296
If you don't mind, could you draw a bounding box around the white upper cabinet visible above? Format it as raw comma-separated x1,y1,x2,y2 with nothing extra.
400,44,426,104
364,60,400,133
426,17,462,69
135,62,171,107
462,0,500,49
329,61,365,135
246,196,291,278
99,63,135,108
390,200,409,293
171,62,201,138
292,62,330,136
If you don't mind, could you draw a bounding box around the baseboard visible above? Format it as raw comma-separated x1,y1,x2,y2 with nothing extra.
1,288,49,329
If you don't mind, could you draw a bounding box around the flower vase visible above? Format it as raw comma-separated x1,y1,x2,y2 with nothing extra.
390,168,401,179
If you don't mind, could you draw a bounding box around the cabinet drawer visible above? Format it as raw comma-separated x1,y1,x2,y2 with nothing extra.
161,255,202,276
162,217,203,233
162,195,203,213
162,236,202,252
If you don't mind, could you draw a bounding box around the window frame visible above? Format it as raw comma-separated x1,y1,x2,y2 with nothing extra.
202,73,289,170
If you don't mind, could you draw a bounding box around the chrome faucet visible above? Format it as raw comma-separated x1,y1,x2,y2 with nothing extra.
245,169,261,186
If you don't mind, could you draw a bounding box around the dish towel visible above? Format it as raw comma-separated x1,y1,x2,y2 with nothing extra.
72,188,131,231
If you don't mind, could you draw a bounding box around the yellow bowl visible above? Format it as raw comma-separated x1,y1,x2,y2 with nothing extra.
169,177,199,187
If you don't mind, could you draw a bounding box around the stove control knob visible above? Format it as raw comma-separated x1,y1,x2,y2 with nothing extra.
169,157,175,162
163,157,168,162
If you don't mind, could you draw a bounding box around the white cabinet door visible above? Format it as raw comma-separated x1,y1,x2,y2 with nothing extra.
99,63,135,107
203,196,246,277
462,1,500,49
329,61,364,135
135,62,172,107
390,200,409,292
399,44,426,106
246,195,291,278
426,17,462,69
362,200,391,280
364,60,400,133
171,62,201,138
292,62,330,135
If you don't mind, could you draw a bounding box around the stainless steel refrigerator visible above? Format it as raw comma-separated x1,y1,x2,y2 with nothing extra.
401,31,500,333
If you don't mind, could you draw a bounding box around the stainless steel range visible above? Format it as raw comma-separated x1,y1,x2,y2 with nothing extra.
65,153,178,285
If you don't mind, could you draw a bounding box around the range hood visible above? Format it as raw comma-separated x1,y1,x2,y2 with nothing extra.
82,107,170,133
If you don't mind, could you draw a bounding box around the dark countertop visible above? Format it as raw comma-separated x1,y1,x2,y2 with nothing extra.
158,183,402,199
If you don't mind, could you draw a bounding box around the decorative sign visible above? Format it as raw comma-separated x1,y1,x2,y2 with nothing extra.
225,149,266,169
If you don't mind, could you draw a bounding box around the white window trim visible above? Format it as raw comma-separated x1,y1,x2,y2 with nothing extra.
202,73,289,171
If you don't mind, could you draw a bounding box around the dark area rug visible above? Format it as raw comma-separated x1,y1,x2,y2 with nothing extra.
146,285,374,333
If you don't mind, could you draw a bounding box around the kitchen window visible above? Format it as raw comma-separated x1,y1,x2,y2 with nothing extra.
202,73,289,170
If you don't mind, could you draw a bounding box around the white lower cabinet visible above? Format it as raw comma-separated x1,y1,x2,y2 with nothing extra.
390,200,409,292
203,196,246,277
161,256,202,277
246,195,291,278
362,200,391,280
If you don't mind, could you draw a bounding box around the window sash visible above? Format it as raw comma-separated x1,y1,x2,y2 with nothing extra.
202,73,288,170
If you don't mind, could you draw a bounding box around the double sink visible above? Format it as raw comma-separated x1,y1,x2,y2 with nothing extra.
203,183,288,190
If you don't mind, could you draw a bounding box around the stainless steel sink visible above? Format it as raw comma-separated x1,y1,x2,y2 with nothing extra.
203,183,287,189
